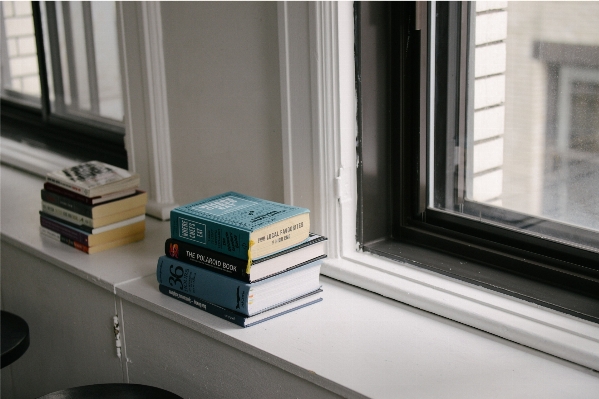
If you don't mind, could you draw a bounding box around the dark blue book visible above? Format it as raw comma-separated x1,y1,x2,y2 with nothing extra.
159,285,322,328
156,256,322,316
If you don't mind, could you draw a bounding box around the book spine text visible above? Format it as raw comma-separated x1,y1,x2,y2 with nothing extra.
45,183,94,205
165,238,248,281
41,201,93,227
41,189,93,217
40,227,90,253
40,215,89,245
170,212,251,259
156,256,251,314
158,284,247,327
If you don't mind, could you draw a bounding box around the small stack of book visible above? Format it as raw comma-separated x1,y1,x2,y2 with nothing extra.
39,161,147,254
157,191,326,328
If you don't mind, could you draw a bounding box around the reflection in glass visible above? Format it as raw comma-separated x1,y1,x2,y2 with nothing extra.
43,1,123,123
467,2,599,236
0,1,41,103
432,2,599,250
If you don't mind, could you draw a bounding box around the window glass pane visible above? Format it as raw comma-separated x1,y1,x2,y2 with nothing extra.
0,1,41,104
91,2,123,121
42,1,123,125
434,2,599,250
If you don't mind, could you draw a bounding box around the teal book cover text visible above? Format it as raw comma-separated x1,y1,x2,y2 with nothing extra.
170,192,309,259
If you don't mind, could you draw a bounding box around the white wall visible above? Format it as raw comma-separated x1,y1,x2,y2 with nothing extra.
160,2,284,206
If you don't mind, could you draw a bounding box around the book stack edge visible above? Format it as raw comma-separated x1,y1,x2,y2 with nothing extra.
157,191,326,328
39,161,147,254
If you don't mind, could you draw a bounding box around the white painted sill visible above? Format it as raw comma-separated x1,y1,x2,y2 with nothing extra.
2,141,598,369
321,251,599,372
0,137,82,177
0,138,176,221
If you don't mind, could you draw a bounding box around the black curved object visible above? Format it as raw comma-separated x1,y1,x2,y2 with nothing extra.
1,310,30,368
37,384,184,399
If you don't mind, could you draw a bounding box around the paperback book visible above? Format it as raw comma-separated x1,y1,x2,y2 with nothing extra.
156,255,322,316
159,284,323,328
40,214,146,246
41,200,146,228
170,192,310,265
39,211,145,235
46,161,140,197
41,226,144,254
41,189,147,219
44,182,137,205
165,233,327,282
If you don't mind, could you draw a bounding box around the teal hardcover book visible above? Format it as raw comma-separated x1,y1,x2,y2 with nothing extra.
170,192,310,269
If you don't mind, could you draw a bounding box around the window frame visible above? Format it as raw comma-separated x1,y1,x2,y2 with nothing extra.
0,1,128,168
355,1,599,324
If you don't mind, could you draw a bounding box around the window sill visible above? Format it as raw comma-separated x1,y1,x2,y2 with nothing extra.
0,138,177,221
322,251,599,372
2,164,599,398
0,137,81,178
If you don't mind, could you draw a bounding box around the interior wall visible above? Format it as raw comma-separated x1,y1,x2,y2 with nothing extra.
160,2,284,205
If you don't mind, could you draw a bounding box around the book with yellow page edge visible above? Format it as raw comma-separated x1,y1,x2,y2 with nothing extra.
170,192,310,275
40,213,145,246
41,201,146,228
41,189,147,219
41,226,145,254
165,233,327,282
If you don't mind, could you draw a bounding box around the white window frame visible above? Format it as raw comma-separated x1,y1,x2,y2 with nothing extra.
277,1,599,371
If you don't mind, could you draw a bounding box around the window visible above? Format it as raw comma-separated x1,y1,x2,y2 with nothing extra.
356,2,599,323
0,1,127,168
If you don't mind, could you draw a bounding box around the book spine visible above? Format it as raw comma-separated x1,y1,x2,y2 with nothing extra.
40,227,90,253
40,215,90,245
41,201,94,227
170,210,251,260
46,176,91,197
156,255,251,314
164,238,249,282
44,182,94,205
39,211,94,233
158,284,247,327
41,189,93,217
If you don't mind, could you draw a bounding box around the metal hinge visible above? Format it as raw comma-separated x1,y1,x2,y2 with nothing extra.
113,315,122,359
334,167,343,201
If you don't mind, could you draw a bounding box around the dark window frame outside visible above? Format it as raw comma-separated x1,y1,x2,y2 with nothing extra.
355,1,599,324
0,1,127,169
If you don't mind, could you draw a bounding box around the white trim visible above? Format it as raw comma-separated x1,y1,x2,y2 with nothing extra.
140,3,175,208
117,2,177,221
280,1,599,371
277,2,318,220
277,1,342,256
309,2,341,258
0,137,80,177
322,254,599,371
277,2,294,206
145,199,177,221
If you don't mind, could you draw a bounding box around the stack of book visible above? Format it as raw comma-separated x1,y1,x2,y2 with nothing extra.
39,161,147,254
157,191,326,328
